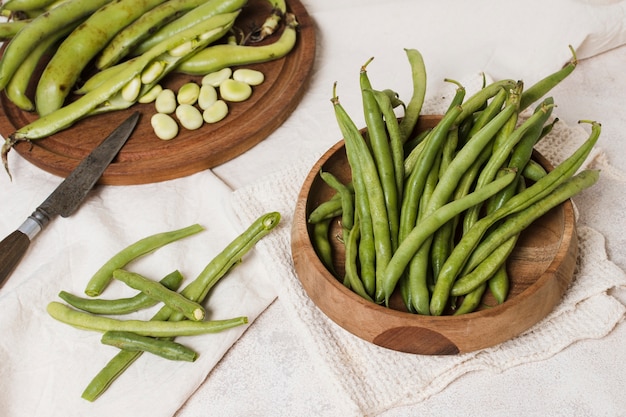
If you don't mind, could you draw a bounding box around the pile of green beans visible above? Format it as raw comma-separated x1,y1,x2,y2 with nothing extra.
46,212,281,401
0,0,298,175
309,47,601,316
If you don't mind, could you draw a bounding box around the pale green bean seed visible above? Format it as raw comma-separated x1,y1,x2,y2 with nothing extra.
121,75,142,102
138,84,163,104
233,68,264,86
151,113,179,140
168,39,195,57
201,67,232,87
141,60,166,84
177,82,200,105
219,79,252,102
155,88,177,114
197,84,218,110
202,99,228,123
176,104,203,130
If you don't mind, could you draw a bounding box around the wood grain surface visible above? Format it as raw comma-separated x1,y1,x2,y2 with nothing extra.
0,0,316,185
291,115,577,354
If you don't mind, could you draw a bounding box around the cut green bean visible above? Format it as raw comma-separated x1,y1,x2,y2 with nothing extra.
58,270,183,315
112,269,205,321
85,224,204,297
101,331,198,362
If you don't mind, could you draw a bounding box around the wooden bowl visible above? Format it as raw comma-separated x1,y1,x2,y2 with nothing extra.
291,115,578,355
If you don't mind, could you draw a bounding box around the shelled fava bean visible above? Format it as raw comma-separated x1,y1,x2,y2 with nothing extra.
147,67,265,140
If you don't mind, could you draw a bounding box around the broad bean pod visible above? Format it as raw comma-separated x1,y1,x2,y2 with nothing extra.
0,0,112,90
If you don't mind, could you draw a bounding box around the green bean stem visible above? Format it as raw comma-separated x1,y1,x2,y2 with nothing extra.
58,270,184,315
101,331,198,362
112,269,205,321
85,224,204,297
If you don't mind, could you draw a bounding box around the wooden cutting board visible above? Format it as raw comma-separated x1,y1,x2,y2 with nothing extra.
0,0,316,185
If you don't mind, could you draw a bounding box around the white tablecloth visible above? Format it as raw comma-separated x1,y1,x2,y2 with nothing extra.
2,0,626,416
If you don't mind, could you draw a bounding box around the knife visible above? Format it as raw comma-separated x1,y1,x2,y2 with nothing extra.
0,111,141,287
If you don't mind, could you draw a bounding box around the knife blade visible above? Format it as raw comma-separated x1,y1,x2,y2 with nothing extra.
0,111,141,287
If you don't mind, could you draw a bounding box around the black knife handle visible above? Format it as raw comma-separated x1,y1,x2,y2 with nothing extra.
0,230,31,287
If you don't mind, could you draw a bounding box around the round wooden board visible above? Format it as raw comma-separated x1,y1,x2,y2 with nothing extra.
0,0,315,185
291,115,578,354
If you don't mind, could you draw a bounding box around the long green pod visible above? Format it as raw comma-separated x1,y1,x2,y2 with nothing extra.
1,0,59,11
131,0,246,55
0,20,30,40
0,0,113,90
4,22,77,111
58,270,184,315
464,169,600,275
380,169,517,303
319,170,354,231
361,67,399,251
101,331,198,362
82,212,280,401
96,0,208,69
519,46,577,111
112,269,205,321
35,0,169,116
454,79,517,126
9,12,237,141
176,11,298,75
85,224,204,297
47,301,247,337
399,48,427,141
430,122,600,315
332,92,393,303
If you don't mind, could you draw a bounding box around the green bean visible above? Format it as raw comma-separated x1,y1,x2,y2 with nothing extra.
380,169,516,304
430,122,600,316
311,218,335,275
399,48,427,141
308,192,344,224
176,11,298,75
465,86,508,139
319,170,354,231
454,79,517,126
361,67,399,250
8,11,236,142
112,269,205,321
450,236,517,296
101,331,197,362
58,270,184,315
488,265,509,305
85,224,204,297
464,169,599,275
131,0,246,55
453,283,486,315
522,159,548,182
399,105,462,247
492,81,522,150
371,89,405,207
332,88,392,303
95,0,209,69
82,212,279,401
47,301,247,337
343,216,374,301
0,0,112,90
519,46,577,111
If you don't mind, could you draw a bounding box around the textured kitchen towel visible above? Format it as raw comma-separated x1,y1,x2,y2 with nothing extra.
228,86,626,416
0,162,277,417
